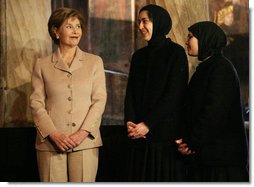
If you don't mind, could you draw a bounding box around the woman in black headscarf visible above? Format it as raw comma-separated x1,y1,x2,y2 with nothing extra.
124,4,189,181
176,21,249,182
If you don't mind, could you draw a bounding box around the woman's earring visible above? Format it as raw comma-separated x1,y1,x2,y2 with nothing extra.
56,35,59,39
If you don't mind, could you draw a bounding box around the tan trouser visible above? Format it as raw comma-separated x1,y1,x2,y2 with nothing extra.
36,148,99,182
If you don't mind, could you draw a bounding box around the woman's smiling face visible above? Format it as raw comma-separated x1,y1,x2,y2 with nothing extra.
186,32,199,57
55,17,82,48
137,10,153,41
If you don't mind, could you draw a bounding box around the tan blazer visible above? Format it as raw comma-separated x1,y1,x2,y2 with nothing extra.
30,47,107,151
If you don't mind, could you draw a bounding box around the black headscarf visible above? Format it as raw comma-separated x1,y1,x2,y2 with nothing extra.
188,21,227,61
140,4,172,46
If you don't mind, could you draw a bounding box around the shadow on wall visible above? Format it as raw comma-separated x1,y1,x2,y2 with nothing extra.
3,37,51,127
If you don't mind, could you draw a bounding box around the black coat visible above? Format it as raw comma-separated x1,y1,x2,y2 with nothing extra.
184,53,248,166
124,38,189,182
124,38,189,143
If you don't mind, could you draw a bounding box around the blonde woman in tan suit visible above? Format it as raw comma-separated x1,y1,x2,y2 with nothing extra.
30,7,107,182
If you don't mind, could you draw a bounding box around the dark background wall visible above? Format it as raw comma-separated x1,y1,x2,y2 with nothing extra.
0,126,130,182
0,125,249,182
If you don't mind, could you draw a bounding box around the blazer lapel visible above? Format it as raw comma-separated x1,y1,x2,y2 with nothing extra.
54,60,70,73
69,48,84,72
52,48,70,73
52,47,84,73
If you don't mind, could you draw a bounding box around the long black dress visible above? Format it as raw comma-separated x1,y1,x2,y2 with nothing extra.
182,21,249,182
124,5,189,181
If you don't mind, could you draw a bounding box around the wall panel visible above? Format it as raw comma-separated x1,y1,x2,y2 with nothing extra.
2,0,52,127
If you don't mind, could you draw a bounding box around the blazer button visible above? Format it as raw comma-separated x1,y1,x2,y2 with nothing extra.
68,110,73,114
67,74,71,78
68,97,72,101
72,123,76,127
68,84,72,89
